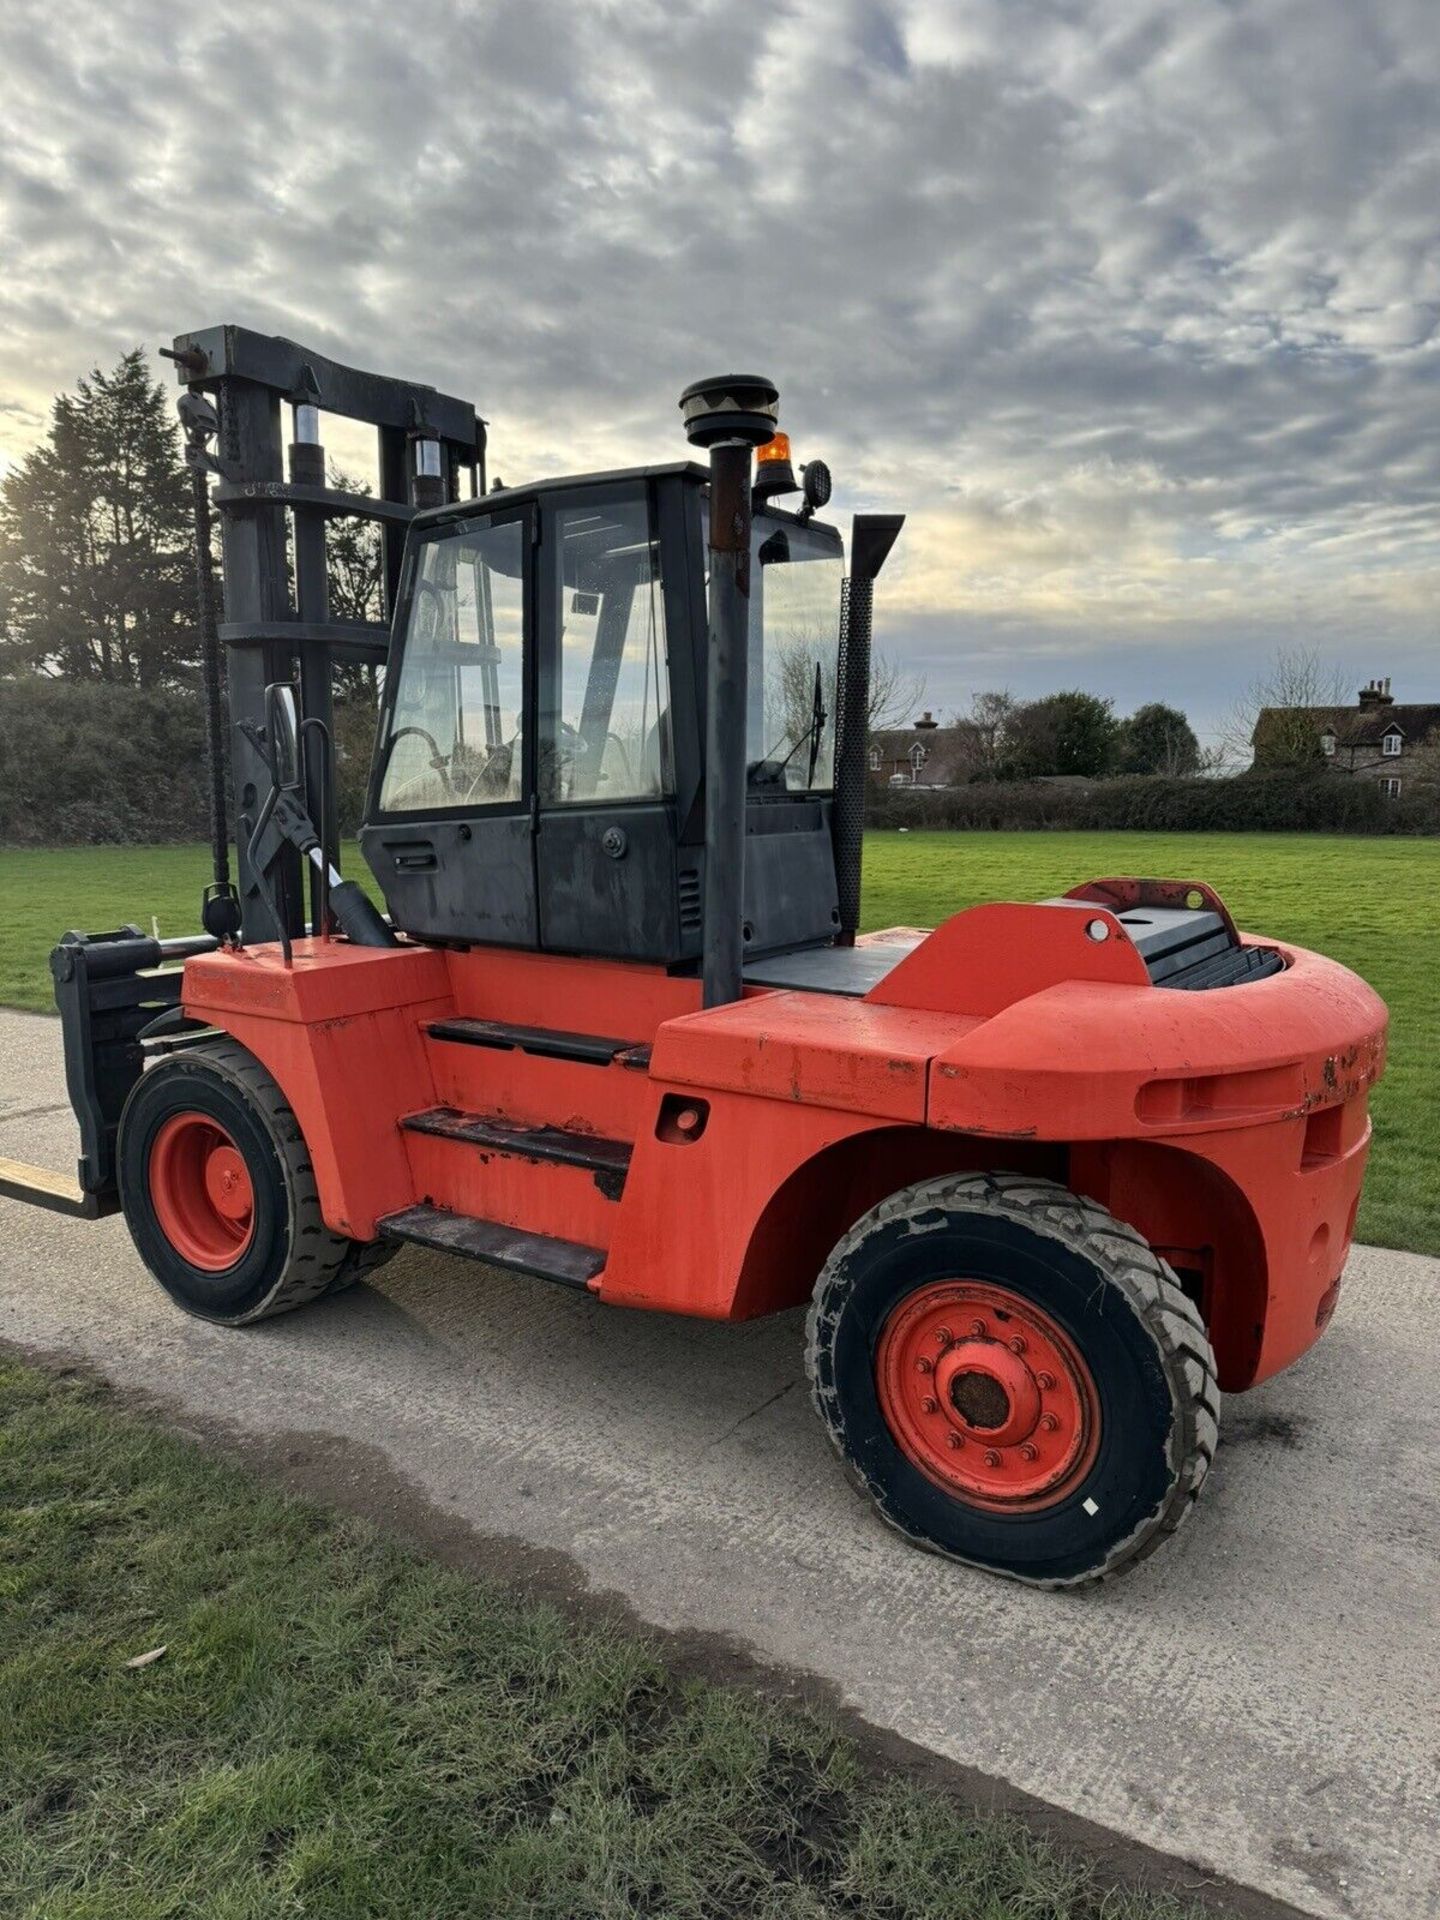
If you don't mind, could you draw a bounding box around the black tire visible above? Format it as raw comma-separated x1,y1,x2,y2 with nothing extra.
805,1171,1220,1587
117,1039,390,1325
323,1236,400,1296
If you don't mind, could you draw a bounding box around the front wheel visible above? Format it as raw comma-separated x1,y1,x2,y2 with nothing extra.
805,1172,1219,1586
118,1039,391,1325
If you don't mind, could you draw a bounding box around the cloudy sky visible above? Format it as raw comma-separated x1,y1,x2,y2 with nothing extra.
2,0,1438,745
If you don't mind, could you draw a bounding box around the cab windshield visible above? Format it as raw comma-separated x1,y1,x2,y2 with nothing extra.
748,517,844,791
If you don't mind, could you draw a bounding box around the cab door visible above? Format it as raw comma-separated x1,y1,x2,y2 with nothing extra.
362,503,540,948
534,481,690,961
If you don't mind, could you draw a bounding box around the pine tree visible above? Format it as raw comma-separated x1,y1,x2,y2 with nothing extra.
0,350,193,686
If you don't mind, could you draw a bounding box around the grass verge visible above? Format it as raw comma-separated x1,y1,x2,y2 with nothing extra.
0,830,1433,1254
0,1355,1225,1920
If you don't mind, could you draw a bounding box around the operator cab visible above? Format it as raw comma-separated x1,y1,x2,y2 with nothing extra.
361,463,846,967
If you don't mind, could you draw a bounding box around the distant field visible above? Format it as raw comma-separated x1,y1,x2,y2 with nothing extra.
0,831,1433,1255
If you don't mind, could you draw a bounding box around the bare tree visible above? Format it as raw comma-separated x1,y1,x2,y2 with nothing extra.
868,649,926,733
1226,647,1350,770
763,634,925,765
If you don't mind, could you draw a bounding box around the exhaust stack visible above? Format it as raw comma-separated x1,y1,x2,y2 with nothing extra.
832,513,905,946
679,375,781,1008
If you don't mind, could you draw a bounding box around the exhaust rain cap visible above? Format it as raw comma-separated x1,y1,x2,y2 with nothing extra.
679,374,780,449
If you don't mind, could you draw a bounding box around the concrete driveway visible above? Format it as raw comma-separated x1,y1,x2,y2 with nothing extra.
1,1006,1435,1920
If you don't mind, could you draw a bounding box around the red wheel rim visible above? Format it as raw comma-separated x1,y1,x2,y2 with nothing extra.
875,1280,1100,1509
147,1112,256,1271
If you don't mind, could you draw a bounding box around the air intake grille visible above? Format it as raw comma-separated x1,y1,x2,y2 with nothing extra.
678,869,702,932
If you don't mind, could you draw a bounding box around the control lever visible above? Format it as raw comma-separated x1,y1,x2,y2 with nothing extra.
240,689,396,961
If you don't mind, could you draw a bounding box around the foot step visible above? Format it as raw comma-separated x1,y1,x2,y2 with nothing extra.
402,1106,631,1194
427,1017,644,1068
377,1204,604,1290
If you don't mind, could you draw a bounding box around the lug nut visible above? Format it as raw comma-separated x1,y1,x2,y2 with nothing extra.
947,1432,964,1450
1008,1335,1027,1355
1040,1413,1059,1432
1036,1370,1056,1390
921,1396,938,1414
915,1355,933,1374
984,1449,1002,1467
936,1326,953,1345
970,1318,987,1336
1019,1443,1038,1461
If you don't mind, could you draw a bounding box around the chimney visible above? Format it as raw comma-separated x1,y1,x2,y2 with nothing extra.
1357,678,1394,709
913,710,939,730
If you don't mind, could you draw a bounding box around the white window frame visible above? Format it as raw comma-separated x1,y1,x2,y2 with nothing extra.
1382,731,1402,757
868,745,881,772
1320,730,1336,758
1381,775,1402,798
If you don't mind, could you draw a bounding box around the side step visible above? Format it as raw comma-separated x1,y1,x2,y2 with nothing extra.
377,1204,605,1291
427,1017,647,1068
401,1107,631,1196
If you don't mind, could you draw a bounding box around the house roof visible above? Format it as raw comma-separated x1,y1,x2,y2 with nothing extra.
1254,702,1440,751
869,722,980,784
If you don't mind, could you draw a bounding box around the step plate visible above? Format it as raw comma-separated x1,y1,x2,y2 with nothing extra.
377,1203,605,1290
427,1017,639,1066
402,1106,631,1189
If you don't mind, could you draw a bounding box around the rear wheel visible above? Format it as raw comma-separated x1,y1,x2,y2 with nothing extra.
805,1172,1219,1586
118,1039,391,1325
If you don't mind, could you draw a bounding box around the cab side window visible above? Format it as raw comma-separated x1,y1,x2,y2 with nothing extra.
544,491,671,805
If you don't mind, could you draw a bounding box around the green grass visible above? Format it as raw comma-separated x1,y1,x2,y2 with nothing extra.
0,831,1433,1253
862,831,1437,1259
0,1356,1216,1920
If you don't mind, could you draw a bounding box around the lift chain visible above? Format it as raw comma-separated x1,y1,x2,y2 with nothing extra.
177,392,242,945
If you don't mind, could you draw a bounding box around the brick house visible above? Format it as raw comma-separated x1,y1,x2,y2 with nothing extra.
868,712,982,788
1253,678,1440,799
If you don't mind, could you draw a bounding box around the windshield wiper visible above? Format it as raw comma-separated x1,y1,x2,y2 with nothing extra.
754,662,828,788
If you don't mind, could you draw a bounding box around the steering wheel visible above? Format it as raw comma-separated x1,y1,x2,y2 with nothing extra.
386,725,454,798
539,721,592,802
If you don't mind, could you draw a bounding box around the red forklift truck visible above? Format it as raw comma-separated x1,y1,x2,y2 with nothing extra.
0,331,1387,1586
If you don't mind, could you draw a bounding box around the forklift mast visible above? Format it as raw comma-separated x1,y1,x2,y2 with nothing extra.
165,325,485,945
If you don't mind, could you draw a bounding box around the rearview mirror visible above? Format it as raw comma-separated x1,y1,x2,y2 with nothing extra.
266,682,303,792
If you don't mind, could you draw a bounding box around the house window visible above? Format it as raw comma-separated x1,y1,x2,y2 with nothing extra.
909,742,927,771
868,745,881,772
1382,731,1402,757
1320,731,1336,758
1381,776,1402,799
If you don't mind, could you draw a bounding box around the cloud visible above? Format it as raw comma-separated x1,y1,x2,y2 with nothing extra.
1,0,1437,735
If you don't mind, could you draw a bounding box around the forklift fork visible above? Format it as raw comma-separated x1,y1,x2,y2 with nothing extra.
0,927,217,1220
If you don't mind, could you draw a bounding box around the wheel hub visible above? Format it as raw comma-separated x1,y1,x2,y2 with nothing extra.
874,1280,1099,1508
935,1339,1042,1449
148,1112,256,1272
